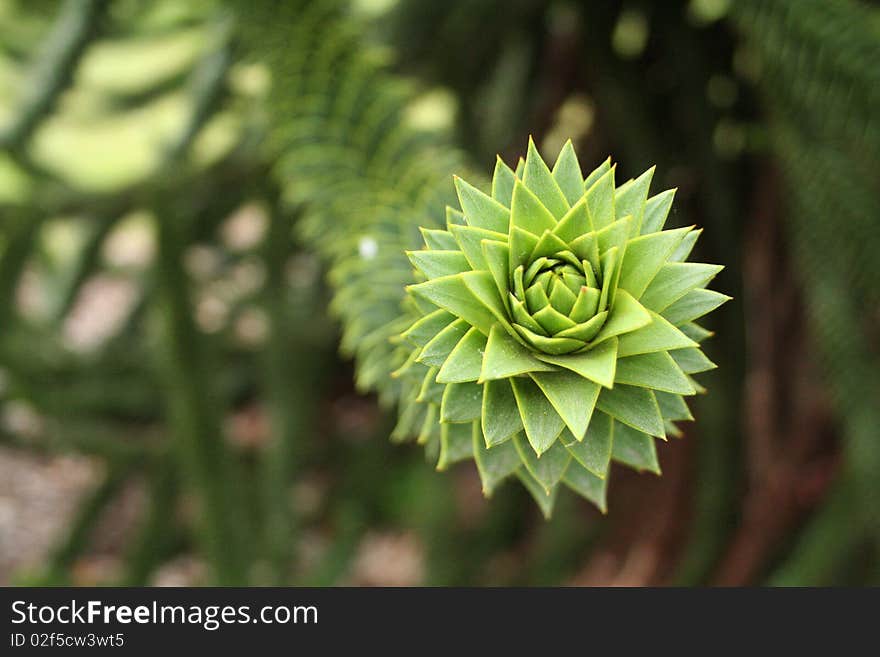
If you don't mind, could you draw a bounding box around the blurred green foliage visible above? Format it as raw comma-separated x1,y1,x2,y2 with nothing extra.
0,0,877,585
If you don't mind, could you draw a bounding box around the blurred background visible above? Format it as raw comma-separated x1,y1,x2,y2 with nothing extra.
0,0,878,586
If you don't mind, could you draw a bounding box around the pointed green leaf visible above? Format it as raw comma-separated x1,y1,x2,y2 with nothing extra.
597,385,665,438
421,226,458,250
418,404,439,445
417,367,444,403
596,217,632,255
616,310,698,357
615,166,654,235
510,295,546,334
462,270,510,328
480,324,555,381
448,223,505,271
511,376,566,455
482,378,524,446
408,275,496,335
516,469,558,519
680,321,714,343
569,286,600,323
554,311,607,342
513,434,571,493
563,411,613,478
561,270,588,296
584,166,616,230
617,227,691,299
583,157,611,190
391,395,425,443
446,206,466,226
492,156,517,206
669,228,701,262
552,140,585,206
641,188,675,234
509,226,540,272
591,288,652,345
437,327,487,383
440,381,483,423
531,370,600,440
523,279,549,313
656,390,694,422
640,262,724,312
473,424,521,495
401,308,455,347
563,463,608,513
530,230,569,260
454,175,510,232
407,250,471,279
481,239,511,299
669,347,717,374
533,303,577,334
513,324,585,355
523,137,570,219
418,318,469,366
611,421,660,473
597,246,617,313
661,288,731,325
511,179,557,236
437,422,474,470
615,351,696,394
535,336,618,388
391,348,423,380
548,279,578,315
569,232,600,273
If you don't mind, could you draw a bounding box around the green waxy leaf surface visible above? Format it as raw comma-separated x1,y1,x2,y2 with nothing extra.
640,188,675,234
617,227,691,299
563,411,613,478
584,167,616,230
481,378,524,446
401,308,455,347
615,351,696,395
511,179,557,236
492,157,517,206
597,384,665,438
662,288,731,325
437,327,487,383
438,422,474,470
523,138,570,219
611,421,660,474
481,325,555,381
517,469,558,519
454,175,509,233
408,250,471,279
417,318,468,366
473,425,521,495
511,376,566,455
514,435,571,493
563,464,608,513
531,370,600,440
408,275,496,336
669,347,717,374
640,262,724,312
552,141,586,206
616,311,697,357
441,382,483,423
536,336,618,388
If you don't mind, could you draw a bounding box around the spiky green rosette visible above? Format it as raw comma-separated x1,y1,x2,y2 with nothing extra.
393,139,728,516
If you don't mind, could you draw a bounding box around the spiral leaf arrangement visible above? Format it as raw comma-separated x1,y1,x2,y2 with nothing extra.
395,139,728,515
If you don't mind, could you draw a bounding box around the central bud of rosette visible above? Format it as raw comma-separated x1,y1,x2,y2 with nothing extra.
509,247,607,355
